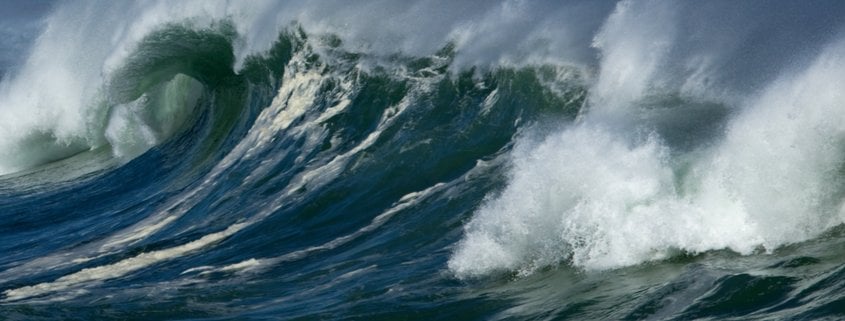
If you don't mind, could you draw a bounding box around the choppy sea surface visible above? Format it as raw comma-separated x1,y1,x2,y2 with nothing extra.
3,1,845,320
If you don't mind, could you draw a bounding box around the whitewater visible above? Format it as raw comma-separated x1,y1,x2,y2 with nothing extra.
3,0,845,319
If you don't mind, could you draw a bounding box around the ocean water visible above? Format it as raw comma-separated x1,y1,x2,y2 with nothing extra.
3,1,845,320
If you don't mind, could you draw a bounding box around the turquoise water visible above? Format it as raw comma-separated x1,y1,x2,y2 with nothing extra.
3,1,845,320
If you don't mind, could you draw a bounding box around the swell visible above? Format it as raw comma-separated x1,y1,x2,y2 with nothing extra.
0,22,588,312
4,2,845,320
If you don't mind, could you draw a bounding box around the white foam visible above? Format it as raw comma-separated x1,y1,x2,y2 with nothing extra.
185,258,264,276
0,0,618,175
450,37,845,278
700,39,845,247
102,216,178,250
4,0,845,285
2,0,841,175
3,223,247,302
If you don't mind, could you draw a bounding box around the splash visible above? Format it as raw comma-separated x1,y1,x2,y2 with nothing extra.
450,1,845,277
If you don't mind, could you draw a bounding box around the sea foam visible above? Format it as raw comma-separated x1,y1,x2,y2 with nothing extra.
450,35,845,278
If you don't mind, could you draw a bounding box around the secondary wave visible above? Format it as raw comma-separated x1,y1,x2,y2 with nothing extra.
450,1,845,276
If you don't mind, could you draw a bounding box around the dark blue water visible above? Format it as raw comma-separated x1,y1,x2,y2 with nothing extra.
3,1,845,320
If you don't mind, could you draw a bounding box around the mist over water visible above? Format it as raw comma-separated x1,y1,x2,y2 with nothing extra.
3,1,845,319
448,0,845,275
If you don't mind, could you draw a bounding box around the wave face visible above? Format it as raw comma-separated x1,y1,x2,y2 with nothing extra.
4,1,845,319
